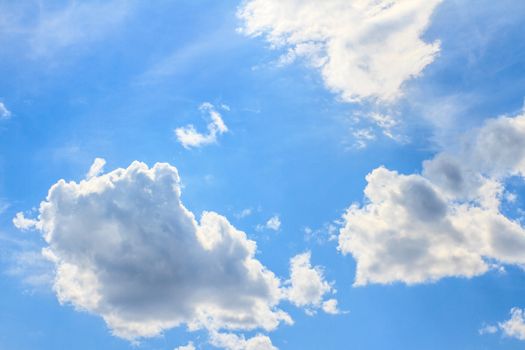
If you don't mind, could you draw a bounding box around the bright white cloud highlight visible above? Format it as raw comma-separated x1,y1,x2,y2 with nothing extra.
238,0,442,102
284,252,336,314
175,103,228,149
0,102,11,119
86,157,106,179
210,331,277,350
19,161,291,340
339,112,525,285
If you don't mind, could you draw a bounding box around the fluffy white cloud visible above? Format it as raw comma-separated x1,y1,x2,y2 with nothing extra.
284,251,336,314
238,0,441,102
209,331,277,350
499,308,525,340
12,212,38,231
0,102,11,119
86,157,106,179
20,161,291,340
339,112,525,285
322,299,340,315
175,103,228,149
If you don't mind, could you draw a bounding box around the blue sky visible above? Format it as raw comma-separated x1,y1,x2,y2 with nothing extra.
2,0,525,349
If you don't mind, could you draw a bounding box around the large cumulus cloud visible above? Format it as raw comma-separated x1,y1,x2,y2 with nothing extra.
237,0,442,102
17,161,291,340
339,112,525,285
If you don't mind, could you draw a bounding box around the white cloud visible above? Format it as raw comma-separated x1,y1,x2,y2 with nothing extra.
339,111,525,285
265,215,281,231
284,252,336,314
322,299,340,315
86,157,106,179
175,103,229,149
238,0,442,102
12,212,38,231
499,308,525,340
478,324,498,335
0,102,11,119
174,342,196,350
209,331,277,350
368,112,400,140
17,161,291,340
256,215,281,232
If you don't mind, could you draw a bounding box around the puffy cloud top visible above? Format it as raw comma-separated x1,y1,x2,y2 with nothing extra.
238,0,441,102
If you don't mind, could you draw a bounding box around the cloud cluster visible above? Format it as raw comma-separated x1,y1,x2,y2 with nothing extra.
339,112,525,285
480,308,525,341
238,0,441,102
284,252,337,314
17,161,290,340
499,308,525,340
86,157,106,179
175,103,228,149
15,160,340,343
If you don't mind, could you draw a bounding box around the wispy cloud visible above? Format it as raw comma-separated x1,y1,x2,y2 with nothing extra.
235,208,253,219
0,102,11,119
0,1,133,58
257,215,281,232
86,157,106,179
175,103,229,149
